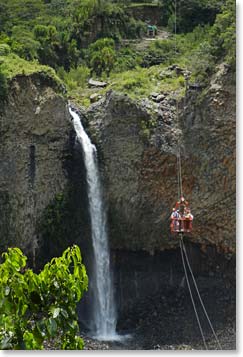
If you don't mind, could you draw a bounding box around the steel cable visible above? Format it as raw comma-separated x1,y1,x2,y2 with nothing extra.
179,236,208,350
181,238,223,349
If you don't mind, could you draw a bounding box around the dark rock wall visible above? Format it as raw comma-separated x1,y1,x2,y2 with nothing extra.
180,65,236,251
127,5,164,26
0,75,71,261
114,243,235,315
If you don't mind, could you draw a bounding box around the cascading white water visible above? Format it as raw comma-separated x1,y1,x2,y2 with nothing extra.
69,107,117,341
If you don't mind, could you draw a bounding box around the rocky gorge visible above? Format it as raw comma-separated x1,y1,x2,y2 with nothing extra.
0,62,236,349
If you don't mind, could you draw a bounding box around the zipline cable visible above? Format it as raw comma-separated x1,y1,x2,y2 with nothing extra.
179,235,208,350
176,147,183,200
173,0,221,350
181,238,223,349
174,0,177,56
177,152,181,199
178,148,183,197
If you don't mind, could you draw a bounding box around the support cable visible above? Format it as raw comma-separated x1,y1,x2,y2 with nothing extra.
178,148,183,198
173,0,221,351
176,147,183,200
174,0,177,55
177,153,181,200
181,238,223,349
179,236,208,350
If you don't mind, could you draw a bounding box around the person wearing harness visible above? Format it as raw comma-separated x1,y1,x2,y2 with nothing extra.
170,207,180,232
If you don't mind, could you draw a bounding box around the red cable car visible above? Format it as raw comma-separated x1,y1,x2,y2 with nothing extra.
170,196,193,234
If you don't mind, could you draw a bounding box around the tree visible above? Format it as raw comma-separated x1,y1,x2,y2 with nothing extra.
10,26,40,60
164,0,221,33
33,25,59,68
88,38,116,76
209,0,236,68
0,245,88,350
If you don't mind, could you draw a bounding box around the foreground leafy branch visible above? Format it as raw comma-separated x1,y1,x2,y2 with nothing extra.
0,245,88,350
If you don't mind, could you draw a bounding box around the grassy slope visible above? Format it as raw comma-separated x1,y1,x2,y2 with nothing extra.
67,62,187,108
0,53,63,87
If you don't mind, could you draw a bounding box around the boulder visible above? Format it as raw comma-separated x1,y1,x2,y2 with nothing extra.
154,94,165,103
90,93,101,103
150,92,159,99
88,78,107,88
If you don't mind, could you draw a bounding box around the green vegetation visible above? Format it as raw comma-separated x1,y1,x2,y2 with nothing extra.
105,64,186,100
58,65,91,91
0,49,64,100
163,0,221,33
128,2,160,8
209,0,236,69
0,0,146,70
0,245,88,350
113,46,143,72
0,53,60,82
88,38,116,76
0,0,235,103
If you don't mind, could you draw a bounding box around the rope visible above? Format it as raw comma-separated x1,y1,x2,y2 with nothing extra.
177,153,180,200
174,0,177,55
181,239,223,349
178,148,183,198
176,147,183,199
173,1,221,351
179,235,208,350
173,0,182,202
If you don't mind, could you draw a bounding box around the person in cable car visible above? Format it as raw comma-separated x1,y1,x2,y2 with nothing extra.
170,208,180,232
170,196,193,234
184,207,193,231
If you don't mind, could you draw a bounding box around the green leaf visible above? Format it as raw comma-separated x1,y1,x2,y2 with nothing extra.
4,286,10,296
46,318,57,337
60,308,68,319
52,307,60,318
53,280,59,288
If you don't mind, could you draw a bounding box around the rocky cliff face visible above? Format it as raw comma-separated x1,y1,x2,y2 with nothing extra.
0,63,235,270
85,64,236,255
179,64,236,253
0,74,71,262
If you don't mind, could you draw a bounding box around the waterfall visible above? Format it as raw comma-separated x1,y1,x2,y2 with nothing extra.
69,107,117,341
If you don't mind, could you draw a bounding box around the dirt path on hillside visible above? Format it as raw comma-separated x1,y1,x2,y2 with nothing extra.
122,28,171,51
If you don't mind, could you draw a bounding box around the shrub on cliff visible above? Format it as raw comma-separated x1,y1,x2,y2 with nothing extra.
209,0,235,69
0,44,11,56
0,245,88,350
57,65,91,90
142,39,176,67
165,0,221,33
113,46,142,72
88,38,116,76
